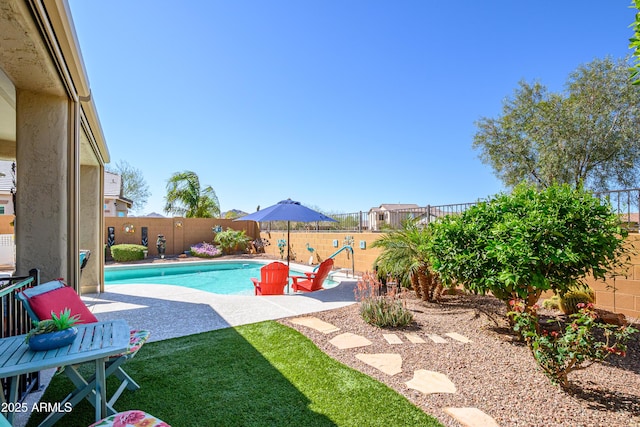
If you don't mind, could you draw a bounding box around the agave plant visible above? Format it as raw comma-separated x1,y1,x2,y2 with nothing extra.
25,308,80,343
371,219,441,302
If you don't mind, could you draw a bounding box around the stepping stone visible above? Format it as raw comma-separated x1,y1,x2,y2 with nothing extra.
383,334,403,345
289,317,340,334
404,333,426,344
443,407,499,427
329,333,372,349
355,353,402,375
405,369,457,394
426,334,448,344
445,332,472,343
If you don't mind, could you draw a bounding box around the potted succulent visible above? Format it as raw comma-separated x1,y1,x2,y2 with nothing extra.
25,308,80,351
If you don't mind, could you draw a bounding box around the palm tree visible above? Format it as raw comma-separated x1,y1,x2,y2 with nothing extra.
164,171,220,218
371,219,441,302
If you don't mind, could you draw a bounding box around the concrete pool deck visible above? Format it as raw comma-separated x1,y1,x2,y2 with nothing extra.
85,268,358,342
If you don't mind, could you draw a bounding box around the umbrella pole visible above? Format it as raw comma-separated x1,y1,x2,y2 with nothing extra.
287,221,291,293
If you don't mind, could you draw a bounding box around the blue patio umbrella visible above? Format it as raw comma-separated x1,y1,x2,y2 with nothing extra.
234,199,336,266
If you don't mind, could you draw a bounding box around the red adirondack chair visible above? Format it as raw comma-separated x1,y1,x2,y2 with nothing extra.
291,258,334,292
251,262,289,295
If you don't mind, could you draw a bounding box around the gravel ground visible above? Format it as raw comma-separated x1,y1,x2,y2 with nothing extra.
281,293,640,427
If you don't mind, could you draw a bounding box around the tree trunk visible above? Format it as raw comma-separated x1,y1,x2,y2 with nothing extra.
411,273,422,299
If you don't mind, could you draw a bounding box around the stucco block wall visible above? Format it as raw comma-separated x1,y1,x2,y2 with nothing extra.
259,231,382,273
105,218,259,257
584,234,640,319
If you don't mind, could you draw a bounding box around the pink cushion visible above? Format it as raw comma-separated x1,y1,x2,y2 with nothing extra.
28,286,98,324
89,410,171,427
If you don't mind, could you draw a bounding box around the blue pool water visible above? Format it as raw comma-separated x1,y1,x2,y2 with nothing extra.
104,261,336,295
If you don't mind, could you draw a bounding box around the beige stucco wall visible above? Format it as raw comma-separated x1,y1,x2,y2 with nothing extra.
259,231,383,273
105,217,259,258
584,234,640,319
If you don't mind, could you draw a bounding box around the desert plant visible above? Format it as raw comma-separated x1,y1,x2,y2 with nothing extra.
25,308,80,343
372,219,442,302
542,295,561,310
510,300,638,388
190,242,221,258
110,244,148,262
355,272,414,328
214,228,249,254
559,285,596,315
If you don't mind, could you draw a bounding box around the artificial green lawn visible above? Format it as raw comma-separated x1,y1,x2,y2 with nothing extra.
27,321,442,427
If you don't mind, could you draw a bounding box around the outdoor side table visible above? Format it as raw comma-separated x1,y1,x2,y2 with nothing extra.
0,319,130,426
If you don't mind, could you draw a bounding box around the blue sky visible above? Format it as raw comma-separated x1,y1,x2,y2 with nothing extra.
68,1,637,216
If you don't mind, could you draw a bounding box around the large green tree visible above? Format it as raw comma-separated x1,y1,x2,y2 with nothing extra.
164,171,220,218
107,160,151,214
631,0,640,84
473,57,640,191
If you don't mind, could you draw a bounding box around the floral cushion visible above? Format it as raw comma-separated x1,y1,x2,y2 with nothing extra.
112,329,151,359
89,410,170,427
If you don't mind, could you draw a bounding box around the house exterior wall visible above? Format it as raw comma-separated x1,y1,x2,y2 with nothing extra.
0,0,109,290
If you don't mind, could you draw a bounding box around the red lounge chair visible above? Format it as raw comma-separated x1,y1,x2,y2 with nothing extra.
251,262,289,295
291,258,334,292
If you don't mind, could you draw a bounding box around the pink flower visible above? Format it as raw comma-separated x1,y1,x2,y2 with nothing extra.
112,411,146,427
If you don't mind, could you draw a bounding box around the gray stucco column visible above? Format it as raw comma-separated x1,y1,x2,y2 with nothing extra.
80,164,102,293
15,89,71,282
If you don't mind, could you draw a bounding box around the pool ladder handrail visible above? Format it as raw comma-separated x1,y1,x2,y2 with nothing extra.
313,245,355,277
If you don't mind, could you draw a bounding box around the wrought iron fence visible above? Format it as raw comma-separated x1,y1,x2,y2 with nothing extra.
259,201,479,232
258,188,640,233
0,269,41,403
593,188,640,232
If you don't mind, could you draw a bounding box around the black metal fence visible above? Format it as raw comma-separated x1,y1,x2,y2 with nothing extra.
259,201,479,232
260,188,640,233
0,269,41,403
593,188,640,232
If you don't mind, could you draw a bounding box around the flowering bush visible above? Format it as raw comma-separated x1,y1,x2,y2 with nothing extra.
190,242,221,258
355,272,413,328
509,299,638,388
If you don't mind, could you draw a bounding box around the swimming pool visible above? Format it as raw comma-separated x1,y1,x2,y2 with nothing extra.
104,261,337,295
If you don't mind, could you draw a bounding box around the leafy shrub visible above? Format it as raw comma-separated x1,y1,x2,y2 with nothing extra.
190,242,221,258
214,228,250,254
510,299,638,388
110,244,147,262
355,272,413,328
427,183,629,313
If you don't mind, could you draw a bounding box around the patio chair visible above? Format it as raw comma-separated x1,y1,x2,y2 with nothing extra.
291,258,334,292
15,279,150,412
251,262,289,295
